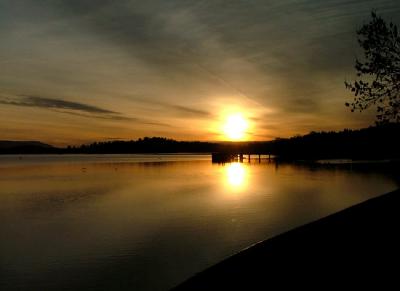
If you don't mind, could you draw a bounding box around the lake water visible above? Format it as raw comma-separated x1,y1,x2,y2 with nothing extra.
0,155,398,290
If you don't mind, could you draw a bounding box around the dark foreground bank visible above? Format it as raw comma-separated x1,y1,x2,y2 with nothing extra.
172,189,400,290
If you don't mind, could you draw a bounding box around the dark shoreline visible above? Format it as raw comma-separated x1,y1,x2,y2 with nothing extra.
172,188,400,290
2,123,400,159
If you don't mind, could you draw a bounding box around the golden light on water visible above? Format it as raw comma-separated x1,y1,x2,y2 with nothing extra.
225,162,247,191
223,113,248,140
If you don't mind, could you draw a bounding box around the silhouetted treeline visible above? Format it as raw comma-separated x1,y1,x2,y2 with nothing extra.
0,137,262,155
66,137,220,154
64,137,270,155
270,123,400,160
1,124,399,160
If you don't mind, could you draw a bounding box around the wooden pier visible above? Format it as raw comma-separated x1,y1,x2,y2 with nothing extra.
212,152,272,163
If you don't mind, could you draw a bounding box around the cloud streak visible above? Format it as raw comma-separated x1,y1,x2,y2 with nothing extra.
0,95,171,126
133,98,212,118
165,104,211,118
1,95,116,114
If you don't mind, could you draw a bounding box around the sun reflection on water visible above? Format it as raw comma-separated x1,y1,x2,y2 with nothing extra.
225,162,247,191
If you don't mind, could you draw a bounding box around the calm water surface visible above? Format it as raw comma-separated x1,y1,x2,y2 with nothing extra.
0,155,398,290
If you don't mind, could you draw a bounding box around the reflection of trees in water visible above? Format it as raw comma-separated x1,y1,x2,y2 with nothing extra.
275,160,400,187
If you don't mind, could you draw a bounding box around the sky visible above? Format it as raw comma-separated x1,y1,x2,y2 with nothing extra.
1,0,400,146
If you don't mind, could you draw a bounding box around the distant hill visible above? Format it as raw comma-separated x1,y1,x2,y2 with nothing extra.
0,141,53,149
0,140,56,154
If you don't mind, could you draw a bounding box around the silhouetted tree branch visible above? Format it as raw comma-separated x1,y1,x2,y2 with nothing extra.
345,12,400,123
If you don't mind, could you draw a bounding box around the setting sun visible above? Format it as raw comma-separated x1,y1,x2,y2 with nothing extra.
223,113,248,140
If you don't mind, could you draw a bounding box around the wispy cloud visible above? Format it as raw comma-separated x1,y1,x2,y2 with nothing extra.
169,105,211,117
0,95,171,126
51,109,132,121
133,98,212,118
0,95,116,114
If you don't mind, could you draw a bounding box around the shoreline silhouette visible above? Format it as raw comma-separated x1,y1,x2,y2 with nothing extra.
1,123,399,161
